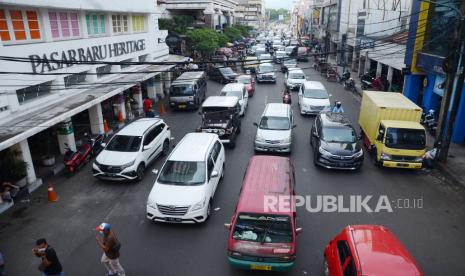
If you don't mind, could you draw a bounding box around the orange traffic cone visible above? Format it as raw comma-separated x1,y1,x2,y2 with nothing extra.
47,182,59,202
103,119,109,133
117,111,124,123
159,104,166,116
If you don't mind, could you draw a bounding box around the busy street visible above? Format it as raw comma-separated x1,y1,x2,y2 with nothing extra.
1,57,465,275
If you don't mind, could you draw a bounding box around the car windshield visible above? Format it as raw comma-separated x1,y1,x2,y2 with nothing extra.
158,161,206,185
259,65,274,73
237,76,251,84
284,59,296,65
289,72,305,79
220,67,234,74
276,53,286,58
303,89,328,99
245,60,257,65
105,135,142,152
385,128,426,150
259,116,290,130
259,55,271,60
233,214,293,243
220,90,242,98
322,127,357,143
170,85,193,96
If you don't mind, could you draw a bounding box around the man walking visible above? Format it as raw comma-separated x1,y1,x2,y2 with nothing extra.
32,238,63,276
95,223,126,276
143,96,152,117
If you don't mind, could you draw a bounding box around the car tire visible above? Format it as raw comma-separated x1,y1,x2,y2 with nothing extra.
323,256,329,276
206,200,212,220
371,148,381,167
221,164,225,179
162,140,170,156
313,149,319,167
136,164,145,182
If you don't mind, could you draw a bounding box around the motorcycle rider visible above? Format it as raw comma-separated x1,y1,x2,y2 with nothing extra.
340,69,351,83
332,101,344,113
282,88,292,104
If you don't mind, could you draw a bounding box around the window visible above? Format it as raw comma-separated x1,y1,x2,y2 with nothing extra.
49,11,80,39
112,14,128,33
207,157,214,178
86,14,105,36
132,15,145,32
0,9,42,42
16,81,52,104
64,73,87,87
337,241,357,276
96,65,111,78
211,141,221,163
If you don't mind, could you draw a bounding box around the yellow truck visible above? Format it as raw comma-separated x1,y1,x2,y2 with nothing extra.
358,91,426,169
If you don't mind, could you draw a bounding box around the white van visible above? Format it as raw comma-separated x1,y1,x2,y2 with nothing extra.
298,81,331,115
146,133,225,223
254,103,296,153
219,83,248,116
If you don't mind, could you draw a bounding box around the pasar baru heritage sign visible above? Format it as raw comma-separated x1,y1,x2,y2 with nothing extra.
29,39,146,73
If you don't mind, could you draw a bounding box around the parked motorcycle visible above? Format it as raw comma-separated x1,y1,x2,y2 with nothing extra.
421,110,438,135
84,132,105,156
63,141,92,173
338,70,351,84
360,72,374,90
344,78,357,93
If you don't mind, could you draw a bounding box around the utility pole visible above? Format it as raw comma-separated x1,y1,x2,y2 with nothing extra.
434,1,465,162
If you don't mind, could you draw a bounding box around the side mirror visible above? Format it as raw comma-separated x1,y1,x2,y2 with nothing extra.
376,133,383,141
224,223,231,230
198,111,202,115
211,170,219,178
296,227,303,235
152,169,159,175
253,122,258,127
312,132,319,138
101,142,107,148
143,145,152,151
358,135,363,141
292,124,297,129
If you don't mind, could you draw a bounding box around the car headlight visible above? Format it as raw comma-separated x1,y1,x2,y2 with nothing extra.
281,136,291,143
121,160,135,170
255,133,266,143
354,149,364,158
380,153,392,160
302,103,310,109
94,160,101,168
147,198,157,209
324,105,331,111
319,146,333,156
191,197,206,211
414,156,424,162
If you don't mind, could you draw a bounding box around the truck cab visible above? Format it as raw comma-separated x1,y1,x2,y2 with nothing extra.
359,91,426,169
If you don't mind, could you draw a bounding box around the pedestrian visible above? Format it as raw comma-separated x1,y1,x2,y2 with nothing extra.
95,223,125,276
143,97,152,117
32,238,63,276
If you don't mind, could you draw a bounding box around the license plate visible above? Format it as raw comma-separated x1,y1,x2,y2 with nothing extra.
397,163,409,167
178,104,186,109
251,264,272,271
106,173,116,177
166,217,182,222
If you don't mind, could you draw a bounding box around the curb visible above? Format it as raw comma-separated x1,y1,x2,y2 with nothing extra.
436,161,465,188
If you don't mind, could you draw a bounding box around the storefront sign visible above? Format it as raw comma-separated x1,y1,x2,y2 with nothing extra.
416,52,445,75
29,39,146,74
57,120,74,135
165,34,181,48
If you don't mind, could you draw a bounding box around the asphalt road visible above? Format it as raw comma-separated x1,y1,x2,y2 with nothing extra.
1,60,465,276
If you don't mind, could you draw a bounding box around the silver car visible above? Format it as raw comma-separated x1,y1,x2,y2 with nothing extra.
254,103,296,153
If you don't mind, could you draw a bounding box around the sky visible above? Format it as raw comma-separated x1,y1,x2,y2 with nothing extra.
264,0,294,10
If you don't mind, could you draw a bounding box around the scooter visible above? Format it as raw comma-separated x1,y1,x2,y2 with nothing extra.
339,71,351,84
84,133,105,156
282,90,292,104
360,72,374,89
344,78,357,93
63,142,92,173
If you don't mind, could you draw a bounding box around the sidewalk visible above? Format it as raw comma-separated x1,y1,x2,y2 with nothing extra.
435,143,465,187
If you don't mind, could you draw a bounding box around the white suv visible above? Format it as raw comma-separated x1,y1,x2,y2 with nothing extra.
146,133,225,223
220,83,248,116
92,118,171,181
285,68,306,91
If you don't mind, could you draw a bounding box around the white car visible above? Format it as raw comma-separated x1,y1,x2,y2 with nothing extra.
219,83,248,116
298,81,331,115
93,118,171,181
285,68,306,91
259,53,272,62
256,63,276,83
146,133,225,223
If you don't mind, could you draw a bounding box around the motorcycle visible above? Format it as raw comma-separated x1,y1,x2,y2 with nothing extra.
326,68,339,82
85,132,105,156
282,90,292,104
63,139,92,173
421,110,437,135
360,72,374,90
344,78,357,93
339,71,351,84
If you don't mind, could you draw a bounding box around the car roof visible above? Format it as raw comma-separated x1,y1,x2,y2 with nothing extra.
168,133,216,162
221,83,245,92
172,71,205,85
319,112,352,128
303,81,325,90
202,96,239,108
117,118,161,136
288,68,304,73
276,50,286,54
263,103,291,117
345,225,423,275
236,155,294,215
236,74,251,79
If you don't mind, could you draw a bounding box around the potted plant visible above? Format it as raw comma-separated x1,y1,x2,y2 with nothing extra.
5,151,29,187
40,138,56,167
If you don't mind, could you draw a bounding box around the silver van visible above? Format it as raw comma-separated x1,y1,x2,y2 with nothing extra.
169,71,207,110
253,103,296,153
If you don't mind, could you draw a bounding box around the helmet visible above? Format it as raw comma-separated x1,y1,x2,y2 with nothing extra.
336,101,342,108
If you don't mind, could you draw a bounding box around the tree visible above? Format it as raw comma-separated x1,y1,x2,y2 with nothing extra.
187,28,220,56
223,26,243,42
217,33,229,47
233,25,253,37
158,15,194,34
267,8,290,22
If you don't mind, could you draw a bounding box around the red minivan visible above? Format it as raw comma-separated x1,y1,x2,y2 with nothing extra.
225,155,301,271
324,225,423,276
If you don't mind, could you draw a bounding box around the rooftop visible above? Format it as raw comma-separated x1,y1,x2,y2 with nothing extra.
202,96,239,108
168,133,216,162
118,118,161,136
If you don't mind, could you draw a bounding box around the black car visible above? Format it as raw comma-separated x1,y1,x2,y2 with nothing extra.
310,112,364,170
207,66,237,83
198,96,242,148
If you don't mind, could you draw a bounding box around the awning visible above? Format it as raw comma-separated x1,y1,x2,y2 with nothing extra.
0,62,175,151
363,43,406,71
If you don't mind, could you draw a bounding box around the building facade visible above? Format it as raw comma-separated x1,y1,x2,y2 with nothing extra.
235,0,265,29
0,0,179,201
403,0,465,144
160,0,236,31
